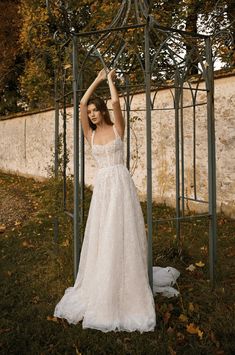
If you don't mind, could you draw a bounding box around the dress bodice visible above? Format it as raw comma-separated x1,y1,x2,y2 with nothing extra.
91,125,124,169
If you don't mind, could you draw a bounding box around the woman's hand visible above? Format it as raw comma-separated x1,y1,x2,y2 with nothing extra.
97,68,108,82
107,68,116,82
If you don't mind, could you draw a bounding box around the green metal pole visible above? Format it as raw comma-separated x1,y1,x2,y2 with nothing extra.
53,70,59,244
126,75,130,171
205,36,217,286
174,73,181,243
145,18,153,289
180,89,185,216
72,35,81,280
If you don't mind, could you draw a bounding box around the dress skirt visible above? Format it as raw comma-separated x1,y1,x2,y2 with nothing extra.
54,164,156,332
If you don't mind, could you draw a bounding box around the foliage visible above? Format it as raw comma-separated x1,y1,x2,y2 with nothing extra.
18,0,55,109
0,0,23,115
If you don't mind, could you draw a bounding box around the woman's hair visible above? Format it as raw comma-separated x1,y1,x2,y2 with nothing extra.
87,97,113,130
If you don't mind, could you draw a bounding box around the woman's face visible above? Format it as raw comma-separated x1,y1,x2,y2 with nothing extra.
87,103,104,125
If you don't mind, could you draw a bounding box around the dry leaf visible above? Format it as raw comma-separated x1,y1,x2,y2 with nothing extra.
186,323,203,339
64,64,71,70
188,302,194,312
186,323,199,334
31,296,40,304
167,326,174,335
195,261,205,268
61,239,69,247
179,314,188,322
0,224,6,233
47,316,59,323
177,331,185,342
186,264,196,272
22,240,34,248
168,346,176,355
197,329,203,339
163,311,171,324
200,245,207,252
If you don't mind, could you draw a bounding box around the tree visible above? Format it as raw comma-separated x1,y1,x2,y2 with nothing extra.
0,0,23,115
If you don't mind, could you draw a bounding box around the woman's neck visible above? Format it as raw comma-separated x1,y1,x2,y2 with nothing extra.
95,121,110,131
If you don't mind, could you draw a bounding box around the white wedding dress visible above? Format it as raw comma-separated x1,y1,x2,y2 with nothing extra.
54,124,179,333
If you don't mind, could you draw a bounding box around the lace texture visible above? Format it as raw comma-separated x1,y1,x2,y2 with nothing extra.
54,125,179,332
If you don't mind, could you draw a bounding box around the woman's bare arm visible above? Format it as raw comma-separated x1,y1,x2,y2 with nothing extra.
107,69,125,139
80,69,106,141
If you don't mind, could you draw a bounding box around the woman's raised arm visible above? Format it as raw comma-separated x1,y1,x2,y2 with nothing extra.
80,69,106,140
107,69,125,139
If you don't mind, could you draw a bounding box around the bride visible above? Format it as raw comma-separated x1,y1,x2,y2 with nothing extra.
53,68,179,333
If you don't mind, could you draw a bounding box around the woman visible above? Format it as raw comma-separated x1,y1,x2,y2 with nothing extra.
54,68,156,333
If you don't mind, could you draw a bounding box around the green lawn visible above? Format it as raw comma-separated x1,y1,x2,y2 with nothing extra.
0,171,235,355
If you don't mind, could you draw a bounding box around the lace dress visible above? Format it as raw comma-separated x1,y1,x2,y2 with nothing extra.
54,124,156,332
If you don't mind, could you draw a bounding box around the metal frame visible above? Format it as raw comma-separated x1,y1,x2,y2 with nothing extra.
48,1,217,287
66,0,216,286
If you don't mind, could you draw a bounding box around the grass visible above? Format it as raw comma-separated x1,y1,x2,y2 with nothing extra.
0,171,235,355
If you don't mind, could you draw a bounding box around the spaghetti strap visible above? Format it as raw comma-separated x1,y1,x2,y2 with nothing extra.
112,124,120,139
91,130,95,147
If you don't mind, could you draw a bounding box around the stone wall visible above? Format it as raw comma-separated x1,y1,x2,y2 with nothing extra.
0,73,234,217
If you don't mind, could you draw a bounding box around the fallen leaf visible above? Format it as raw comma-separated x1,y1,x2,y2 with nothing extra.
200,245,208,252
167,326,174,335
177,331,185,343
22,240,34,248
188,302,194,312
186,264,196,272
0,224,6,233
179,314,188,322
31,296,40,304
198,329,203,339
64,64,71,70
227,251,235,257
186,323,203,339
163,311,171,324
186,323,199,334
47,316,59,323
168,346,176,355
61,239,69,247
14,221,21,226
195,261,205,268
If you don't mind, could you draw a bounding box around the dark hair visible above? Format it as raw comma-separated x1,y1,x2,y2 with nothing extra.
87,97,113,130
